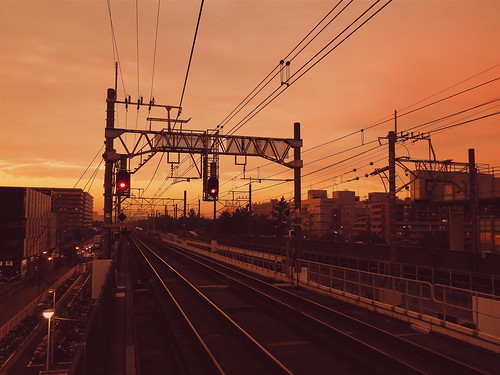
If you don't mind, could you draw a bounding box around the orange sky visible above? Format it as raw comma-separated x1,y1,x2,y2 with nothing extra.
1,0,499,217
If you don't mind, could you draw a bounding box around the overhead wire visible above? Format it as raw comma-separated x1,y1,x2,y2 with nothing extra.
135,0,141,98
233,73,500,188
142,0,163,195
143,153,165,194
73,145,105,189
216,0,351,130
428,110,500,136
224,94,500,206
83,158,104,193
225,0,394,136
403,97,500,133
176,0,205,123
150,0,162,100
106,0,127,96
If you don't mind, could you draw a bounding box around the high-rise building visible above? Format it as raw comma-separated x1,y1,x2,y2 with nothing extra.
34,188,94,246
0,187,56,277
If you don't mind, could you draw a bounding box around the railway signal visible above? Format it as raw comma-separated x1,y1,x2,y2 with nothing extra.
116,170,130,197
206,176,219,200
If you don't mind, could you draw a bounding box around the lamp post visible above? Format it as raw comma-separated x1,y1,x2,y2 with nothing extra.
48,289,56,313
48,289,56,363
42,309,54,375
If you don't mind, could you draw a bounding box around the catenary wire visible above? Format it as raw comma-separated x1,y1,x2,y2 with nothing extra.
217,0,351,130
73,145,105,189
136,0,140,98
150,0,162,99
225,0,393,136
106,0,126,96
177,0,205,121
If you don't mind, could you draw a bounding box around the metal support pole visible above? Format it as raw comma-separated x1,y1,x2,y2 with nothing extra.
293,122,302,282
388,130,397,262
248,180,252,214
213,198,217,239
248,181,252,236
469,148,479,272
103,88,116,259
184,190,187,218
46,316,51,373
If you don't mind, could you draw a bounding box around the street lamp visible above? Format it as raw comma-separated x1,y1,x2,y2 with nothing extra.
48,289,56,313
48,289,56,363
42,309,54,375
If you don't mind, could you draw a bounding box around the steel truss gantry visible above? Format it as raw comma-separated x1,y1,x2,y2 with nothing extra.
103,88,303,264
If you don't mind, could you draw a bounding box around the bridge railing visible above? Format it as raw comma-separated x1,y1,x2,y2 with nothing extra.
164,235,500,345
299,257,500,342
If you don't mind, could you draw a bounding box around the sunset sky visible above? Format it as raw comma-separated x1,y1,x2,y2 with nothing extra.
1,0,499,217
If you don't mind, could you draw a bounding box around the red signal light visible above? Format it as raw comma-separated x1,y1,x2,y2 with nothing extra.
207,176,219,200
116,170,131,196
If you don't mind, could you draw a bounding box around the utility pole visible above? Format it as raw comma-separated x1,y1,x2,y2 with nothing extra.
103,88,117,258
388,130,397,262
469,148,479,272
213,198,217,239
248,180,252,214
183,190,187,218
293,122,303,282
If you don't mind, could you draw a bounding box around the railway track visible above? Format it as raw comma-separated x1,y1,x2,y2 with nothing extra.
128,235,496,375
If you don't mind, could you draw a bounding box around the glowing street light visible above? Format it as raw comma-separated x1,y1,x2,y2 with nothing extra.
42,309,55,374
48,289,56,362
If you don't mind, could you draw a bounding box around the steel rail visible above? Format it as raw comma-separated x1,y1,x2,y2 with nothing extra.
131,236,226,375
132,236,295,375
156,238,492,375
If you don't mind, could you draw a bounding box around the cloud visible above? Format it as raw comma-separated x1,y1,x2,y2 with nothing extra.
0,159,101,179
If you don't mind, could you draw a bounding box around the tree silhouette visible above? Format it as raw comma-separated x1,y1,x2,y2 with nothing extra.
272,196,291,237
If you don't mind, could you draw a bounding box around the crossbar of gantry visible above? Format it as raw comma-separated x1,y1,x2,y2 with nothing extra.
105,128,302,169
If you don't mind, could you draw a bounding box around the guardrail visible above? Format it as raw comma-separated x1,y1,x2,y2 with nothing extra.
302,259,433,313
164,235,500,347
299,258,500,342
303,252,500,296
169,236,290,282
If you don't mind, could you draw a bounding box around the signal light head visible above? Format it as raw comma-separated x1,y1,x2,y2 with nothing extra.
116,170,131,196
206,176,219,200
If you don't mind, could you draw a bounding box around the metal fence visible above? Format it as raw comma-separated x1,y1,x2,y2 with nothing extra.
300,258,500,337
169,236,500,341
302,252,500,296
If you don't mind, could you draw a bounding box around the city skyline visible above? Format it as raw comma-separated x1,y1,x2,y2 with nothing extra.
1,0,499,216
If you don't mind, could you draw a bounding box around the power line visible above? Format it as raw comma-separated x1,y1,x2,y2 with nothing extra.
429,110,500,135
404,97,500,133
106,0,126,95
83,158,104,193
143,153,165,195
236,74,500,186
73,145,104,189
225,0,393,135
135,0,141,98
286,0,353,64
177,0,205,120
150,0,162,100
216,0,352,131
